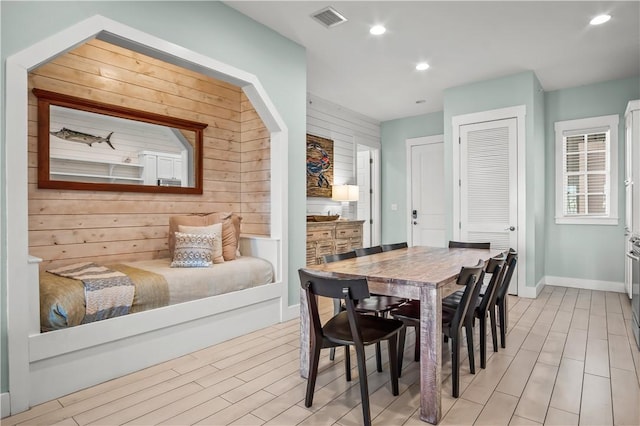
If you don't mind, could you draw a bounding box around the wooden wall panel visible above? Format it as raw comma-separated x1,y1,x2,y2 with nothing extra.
240,94,270,236
28,39,270,270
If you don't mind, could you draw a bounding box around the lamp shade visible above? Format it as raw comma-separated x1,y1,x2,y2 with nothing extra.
332,184,359,202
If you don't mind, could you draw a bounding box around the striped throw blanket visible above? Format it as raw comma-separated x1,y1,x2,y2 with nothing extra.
47,262,135,324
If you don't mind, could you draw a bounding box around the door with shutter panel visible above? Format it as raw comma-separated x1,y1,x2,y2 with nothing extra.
460,118,518,294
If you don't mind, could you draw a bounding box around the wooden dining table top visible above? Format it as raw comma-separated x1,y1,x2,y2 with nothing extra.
307,246,503,289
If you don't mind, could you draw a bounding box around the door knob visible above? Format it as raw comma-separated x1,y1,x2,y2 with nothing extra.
413,221,418,225
505,226,515,231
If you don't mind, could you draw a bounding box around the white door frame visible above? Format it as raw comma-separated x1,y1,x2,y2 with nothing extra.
406,135,444,247
355,140,381,246
452,105,528,297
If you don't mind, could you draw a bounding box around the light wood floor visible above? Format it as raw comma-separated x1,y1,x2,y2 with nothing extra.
4,286,640,425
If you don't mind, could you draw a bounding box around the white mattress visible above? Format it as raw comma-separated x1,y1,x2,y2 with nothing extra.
123,256,274,305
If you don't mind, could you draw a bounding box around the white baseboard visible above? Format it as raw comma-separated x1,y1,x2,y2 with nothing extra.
282,303,300,322
544,276,625,293
518,278,545,299
1,392,10,418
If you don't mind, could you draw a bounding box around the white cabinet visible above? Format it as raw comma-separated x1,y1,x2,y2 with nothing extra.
140,151,183,186
625,100,640,298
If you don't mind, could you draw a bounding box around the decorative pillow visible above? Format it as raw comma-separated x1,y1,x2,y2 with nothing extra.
170,232,215,268
178,223,224,264
168,214,209,257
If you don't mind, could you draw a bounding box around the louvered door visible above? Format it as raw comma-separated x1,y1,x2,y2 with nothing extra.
460,118,518,291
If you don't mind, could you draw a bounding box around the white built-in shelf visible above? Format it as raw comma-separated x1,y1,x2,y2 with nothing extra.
49,156,145,182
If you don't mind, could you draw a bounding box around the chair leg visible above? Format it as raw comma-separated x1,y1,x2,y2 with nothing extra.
479,314,487,369
387,336,399,396
305,343,322,407
451,335,460,398
354,344,372,426
465,319,475,374
397,326,407,377
498,299,507,348
344,345,352,382
373,312,383,373
489,306,498,353
330,300,342,361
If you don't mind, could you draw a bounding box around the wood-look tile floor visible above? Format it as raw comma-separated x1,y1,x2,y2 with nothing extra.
4,286,640,425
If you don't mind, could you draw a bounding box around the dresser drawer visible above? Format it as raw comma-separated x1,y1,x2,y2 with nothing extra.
335,226,361,239
306,224,335,242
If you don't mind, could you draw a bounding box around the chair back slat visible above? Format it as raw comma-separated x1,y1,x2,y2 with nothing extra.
322,251,356,263
381,242,408,252
478,253,506,312
449,241,491,249
496,249,518,300
451,261,484,331
354,246,383,257
299,268,370,301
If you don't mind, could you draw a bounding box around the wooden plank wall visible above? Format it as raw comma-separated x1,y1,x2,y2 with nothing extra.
27,39,269,270
306,94,381,217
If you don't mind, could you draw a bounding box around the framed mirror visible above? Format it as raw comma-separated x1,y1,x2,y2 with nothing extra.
34,89,207,194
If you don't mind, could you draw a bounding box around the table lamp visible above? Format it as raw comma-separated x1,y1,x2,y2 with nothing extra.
332,184,359,219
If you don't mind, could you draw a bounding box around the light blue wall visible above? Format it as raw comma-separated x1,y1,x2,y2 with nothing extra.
444,71,544,289
380,112,444,243
0,1,306,395
544,76,640,283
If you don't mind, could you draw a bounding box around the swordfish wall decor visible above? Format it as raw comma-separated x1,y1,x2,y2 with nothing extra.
306,134,334,198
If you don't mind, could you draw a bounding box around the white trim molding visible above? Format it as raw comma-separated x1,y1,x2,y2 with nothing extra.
554,114,619,225
5,14,289,414
1,392,10,419
544,276,625,293
451,105,528,297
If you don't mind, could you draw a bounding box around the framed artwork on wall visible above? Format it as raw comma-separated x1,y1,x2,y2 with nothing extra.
306,134,334,197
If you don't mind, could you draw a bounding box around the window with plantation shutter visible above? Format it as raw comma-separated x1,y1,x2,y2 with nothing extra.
555,115,619,225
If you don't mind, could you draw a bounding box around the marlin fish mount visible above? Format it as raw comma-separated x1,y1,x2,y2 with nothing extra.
33,89,207,194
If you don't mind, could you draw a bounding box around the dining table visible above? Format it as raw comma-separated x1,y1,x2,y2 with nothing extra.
300,245,502,424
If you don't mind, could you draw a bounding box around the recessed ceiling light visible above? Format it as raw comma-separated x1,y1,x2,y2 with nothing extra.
370,25,386,35
415,99,426,104
590,14,611,25
416,62,430,71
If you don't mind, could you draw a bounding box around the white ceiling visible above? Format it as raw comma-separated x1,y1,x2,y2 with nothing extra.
225,1,640,122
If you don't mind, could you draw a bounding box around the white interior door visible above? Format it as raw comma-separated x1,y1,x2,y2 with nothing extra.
408,137,445,247
460,118,518,293
356,150,372,247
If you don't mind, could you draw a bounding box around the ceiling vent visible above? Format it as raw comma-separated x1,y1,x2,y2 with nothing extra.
311,6,348,28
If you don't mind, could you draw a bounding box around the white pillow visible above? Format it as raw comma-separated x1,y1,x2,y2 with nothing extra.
170,232,215,268
178,223,224,264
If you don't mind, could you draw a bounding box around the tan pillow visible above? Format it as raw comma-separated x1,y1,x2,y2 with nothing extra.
203,212,242,261
178,224,224,264
168,215,208,256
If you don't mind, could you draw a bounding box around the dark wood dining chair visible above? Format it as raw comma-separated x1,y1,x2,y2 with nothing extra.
322,250,406,372
299,268,404,426
493,249,518,348
448,240,491,249
390,260,485,397
354,246,383,256
381,242,408,251
442,253,506,368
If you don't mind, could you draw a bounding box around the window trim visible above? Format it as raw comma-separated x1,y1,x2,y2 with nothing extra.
555,114,619,225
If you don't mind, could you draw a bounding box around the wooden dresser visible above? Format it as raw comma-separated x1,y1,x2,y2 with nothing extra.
306,220,365,265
